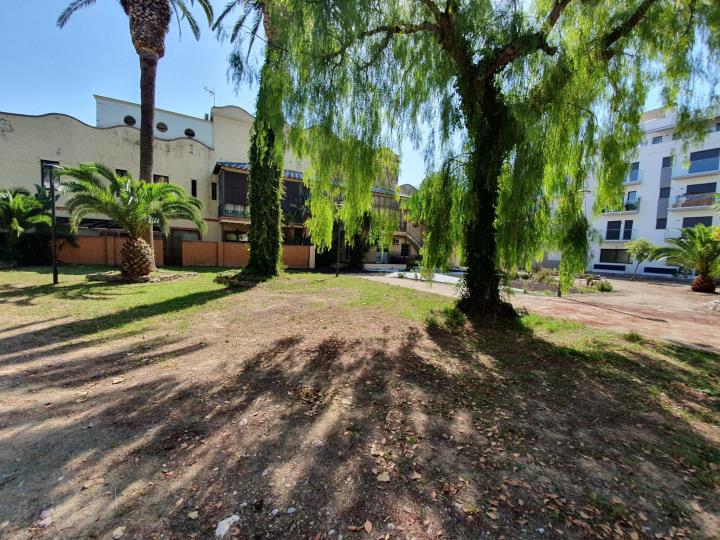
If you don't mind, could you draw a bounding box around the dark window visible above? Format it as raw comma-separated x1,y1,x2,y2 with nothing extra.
688,148,720,174
156,122,168,133
686,182,716,195
153,175,169,183
716,122,720,132
191,179,197,197
115,169,128,177
682,216,713,228
600,249,630,264
659,187,670,198
644,267,676,275
211,182,217,201
656,218,667,230
623,220,634,240
41,160,59,188
672,132,681,141
123,115,136,127
606,220,621,240
652,135,663,144
626,190,638,203
184,128,196,138
662,156,673,168
401,243,410,257
594,263,626,271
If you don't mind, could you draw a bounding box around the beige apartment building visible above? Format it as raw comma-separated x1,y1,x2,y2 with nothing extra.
0,96,422,267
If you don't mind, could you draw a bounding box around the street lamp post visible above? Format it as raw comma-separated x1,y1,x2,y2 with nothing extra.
49,166,59,285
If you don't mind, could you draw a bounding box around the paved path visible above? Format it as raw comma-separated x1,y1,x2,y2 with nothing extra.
354,273,720,352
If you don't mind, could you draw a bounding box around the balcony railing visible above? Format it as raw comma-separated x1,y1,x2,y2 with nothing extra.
624,169,643,184
604,229,637,241
602,198,641,213
671,192,717,209
220,203,249,218
671,157,720,178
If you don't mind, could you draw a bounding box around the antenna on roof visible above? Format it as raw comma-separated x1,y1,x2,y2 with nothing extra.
204,86,216,108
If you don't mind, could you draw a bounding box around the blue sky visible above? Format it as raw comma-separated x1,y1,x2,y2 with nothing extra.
0,1,427,186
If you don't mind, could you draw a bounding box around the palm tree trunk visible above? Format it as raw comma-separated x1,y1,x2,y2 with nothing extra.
139,52,157,182
139,52,158,270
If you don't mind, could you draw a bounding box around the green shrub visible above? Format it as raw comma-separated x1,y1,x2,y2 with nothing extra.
624,331,643,343
596,280,613,292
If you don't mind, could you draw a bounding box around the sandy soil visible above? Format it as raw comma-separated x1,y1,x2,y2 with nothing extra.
0,272,717,539
355,274,720,351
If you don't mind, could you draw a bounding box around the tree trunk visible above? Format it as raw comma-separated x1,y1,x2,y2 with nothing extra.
246,45,285,276
139,52,158,270
139,52,157,183
456,79,516,318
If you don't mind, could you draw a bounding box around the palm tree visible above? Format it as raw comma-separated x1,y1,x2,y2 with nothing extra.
57,0,213,183
56,163,206,278
0,188,52,261
651,224,720,293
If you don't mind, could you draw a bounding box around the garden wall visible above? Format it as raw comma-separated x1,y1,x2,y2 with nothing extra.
57,236,164,266
181,241,314,269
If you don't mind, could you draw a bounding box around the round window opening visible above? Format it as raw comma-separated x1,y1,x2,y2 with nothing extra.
123,115,136,127
184,128,196,138
156,122,168,133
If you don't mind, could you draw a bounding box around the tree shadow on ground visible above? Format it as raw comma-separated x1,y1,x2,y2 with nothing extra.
0,302,717,539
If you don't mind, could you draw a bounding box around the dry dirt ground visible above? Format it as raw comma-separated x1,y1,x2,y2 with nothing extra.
355,275,720,352
0,268,718,540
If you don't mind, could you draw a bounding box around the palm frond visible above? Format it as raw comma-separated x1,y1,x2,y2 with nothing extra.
57,0,98,28
213,0,242,32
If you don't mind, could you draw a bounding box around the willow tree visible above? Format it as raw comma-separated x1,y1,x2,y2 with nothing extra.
214,1,290,276
281,0,720,316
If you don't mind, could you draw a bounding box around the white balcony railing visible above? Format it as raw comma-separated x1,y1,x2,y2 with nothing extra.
623,169,643,184
604,229,637,241
671,157,720,178
670,193,717,209
602,198,641,214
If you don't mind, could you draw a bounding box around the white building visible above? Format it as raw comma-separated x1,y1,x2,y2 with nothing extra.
585,108,719,277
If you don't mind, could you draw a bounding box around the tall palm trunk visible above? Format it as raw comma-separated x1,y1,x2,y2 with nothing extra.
139,53,158,183
123,0,171,270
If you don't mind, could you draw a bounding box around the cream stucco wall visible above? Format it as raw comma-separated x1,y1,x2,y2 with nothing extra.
0,111,224,241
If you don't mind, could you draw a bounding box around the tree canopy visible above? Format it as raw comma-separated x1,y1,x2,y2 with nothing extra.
274,0,720,314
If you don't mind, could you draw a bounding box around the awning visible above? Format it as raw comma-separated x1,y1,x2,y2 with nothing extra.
213,161,304,180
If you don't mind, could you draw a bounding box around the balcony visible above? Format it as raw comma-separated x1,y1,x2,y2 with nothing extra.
671,157,720,179
670,192,716,210
604,229,637,241
220,203,249,218
602,198,641,214
623,169,643,185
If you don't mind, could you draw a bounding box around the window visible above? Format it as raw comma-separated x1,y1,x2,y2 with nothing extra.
627,162,640,182
156,122,168,133
716,122,720,132
115,169,128,177
153,175,169,183
191,179,197,197
686,182,716,195
688,148,720,174
623,220,634,240
682,216,714,228
184,128,196,138
659,187,670,198
600,249,630,264
656,218,667,230
401,243,410,257
40,160,59,188
606,220,621,240
652,135,663,144
211,182,217,201
662,156,673,168
672,132,681,141
626,191,637,203
123,115,136,127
